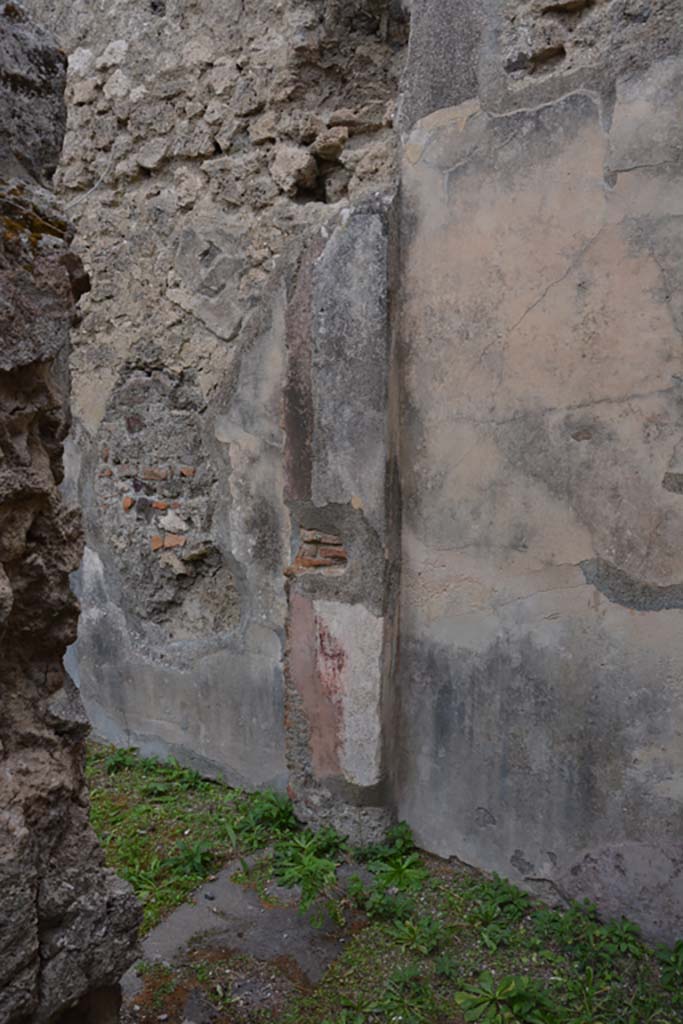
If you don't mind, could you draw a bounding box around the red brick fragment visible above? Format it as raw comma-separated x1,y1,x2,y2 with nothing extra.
152,501,169,511
164,533,187,549
320,546,348,561
284,543,349,576
122,497,135,512
142,466,168,481
179,466,196,478
151,535,164,551
300,528,342,545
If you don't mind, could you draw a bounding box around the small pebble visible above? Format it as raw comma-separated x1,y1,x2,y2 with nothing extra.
204,892,215,901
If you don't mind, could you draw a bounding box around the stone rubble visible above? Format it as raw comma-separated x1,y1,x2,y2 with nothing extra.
0,3,140,1021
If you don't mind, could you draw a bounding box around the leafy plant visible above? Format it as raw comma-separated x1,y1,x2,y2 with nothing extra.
533,900,645,975
370,851,429,893
348,822,427,924
455,972,555,1024
215,818,238,849
388,915,449,955
657,938,683,989
136,963,177,1010
138,779,176,801
321,1013,369,1024
348,874,415,922
103,747,140,774
119,854,166,901
322,995,383,1023
207,980,234,1010
273,827,345,909
390,963,424,989
595,918,643,960
533,900,601,964
358,823,428,895
481,922,515,952
468,873,532,926
157,756,206,791
236,789,299,848
356,821,416,863
377,966,435,1023
435,954,459,981
558,966,610,1024
323,999,382,1024
164,839,214,876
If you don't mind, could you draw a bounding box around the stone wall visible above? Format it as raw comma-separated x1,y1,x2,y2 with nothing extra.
0,3,140,1021
25,0,683,940
22,0,408,793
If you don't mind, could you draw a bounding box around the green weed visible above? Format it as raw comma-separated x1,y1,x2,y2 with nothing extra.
657,938,683,989
273,827,346,909
387,914,449,955
348,873,415,922
379,966,434,1023
455,971,555,1024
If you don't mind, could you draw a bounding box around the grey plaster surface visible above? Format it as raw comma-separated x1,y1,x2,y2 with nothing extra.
395,50,683,942
122,860,346,1004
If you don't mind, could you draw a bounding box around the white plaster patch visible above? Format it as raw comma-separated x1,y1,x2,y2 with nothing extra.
313,600,384,788
79,545,107,610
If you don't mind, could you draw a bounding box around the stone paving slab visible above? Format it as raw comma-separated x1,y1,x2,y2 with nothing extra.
122,859,347,1003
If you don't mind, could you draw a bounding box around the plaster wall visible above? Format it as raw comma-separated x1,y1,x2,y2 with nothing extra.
396,0,683,941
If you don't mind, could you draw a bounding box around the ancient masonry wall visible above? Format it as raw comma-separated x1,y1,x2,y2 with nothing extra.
22,0,408,823
0,4,140,1022
26,0,683,939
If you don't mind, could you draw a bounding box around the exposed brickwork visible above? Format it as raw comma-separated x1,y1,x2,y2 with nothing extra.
285,529,348,577
89,366,240,645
